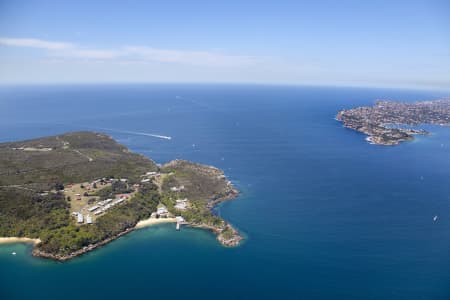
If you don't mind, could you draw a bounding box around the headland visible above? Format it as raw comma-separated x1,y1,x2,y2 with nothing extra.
336,99,450,145
0,131,242,261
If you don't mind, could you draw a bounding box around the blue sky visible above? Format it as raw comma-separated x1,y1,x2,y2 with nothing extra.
0,0,449,89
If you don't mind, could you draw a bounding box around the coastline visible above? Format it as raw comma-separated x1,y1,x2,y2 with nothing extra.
207,186,240,209
6,176,242,262
0,237,41,245
336,99,450,146
190,223,243,247
32,227,135,261
205,187,243,247
31,217,177,261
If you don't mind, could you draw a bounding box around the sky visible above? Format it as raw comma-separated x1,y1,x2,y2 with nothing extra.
0,0,449,89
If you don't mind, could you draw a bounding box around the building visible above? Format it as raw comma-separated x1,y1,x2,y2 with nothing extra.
174,203,187,210
88,205,99,212
86,215,93,224
77,213,84,223
170,185,185,192
157,205,169,216
114,198,125,205
174,198,189,210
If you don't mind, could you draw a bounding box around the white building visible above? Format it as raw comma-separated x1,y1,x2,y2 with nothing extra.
77,213,84,223
170,185,185,192
88,205,99,212
174,203,186,210
114,198,125,205
174,199,188,210
157,205,169,216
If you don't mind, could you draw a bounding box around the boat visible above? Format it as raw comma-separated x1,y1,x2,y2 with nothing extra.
433,215,438,222
12,252,16,256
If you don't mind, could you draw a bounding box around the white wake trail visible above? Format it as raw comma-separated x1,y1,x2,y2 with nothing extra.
97,127,172,140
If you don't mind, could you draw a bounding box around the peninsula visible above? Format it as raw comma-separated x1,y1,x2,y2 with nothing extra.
336,99,450,145
0,132,242,261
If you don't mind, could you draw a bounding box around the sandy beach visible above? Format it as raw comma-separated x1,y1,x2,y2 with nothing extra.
0,237,41,245
135,217,177,229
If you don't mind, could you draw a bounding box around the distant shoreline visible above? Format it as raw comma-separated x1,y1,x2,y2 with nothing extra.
336,99,450,145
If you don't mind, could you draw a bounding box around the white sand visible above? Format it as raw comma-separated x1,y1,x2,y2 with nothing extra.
0,237,41,245
135,217,177,229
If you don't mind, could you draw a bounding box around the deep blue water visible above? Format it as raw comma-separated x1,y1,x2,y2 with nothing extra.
0,84,449,300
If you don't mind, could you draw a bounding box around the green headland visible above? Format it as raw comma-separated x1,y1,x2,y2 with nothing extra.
0,131,241,261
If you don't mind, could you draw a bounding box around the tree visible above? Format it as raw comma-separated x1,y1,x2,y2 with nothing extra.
54,183,64,191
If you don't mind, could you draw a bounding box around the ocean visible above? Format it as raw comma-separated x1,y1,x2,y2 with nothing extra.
0,84,449,300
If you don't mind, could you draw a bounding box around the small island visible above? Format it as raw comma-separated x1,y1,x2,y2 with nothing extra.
336,99,450,145
0,132,242,261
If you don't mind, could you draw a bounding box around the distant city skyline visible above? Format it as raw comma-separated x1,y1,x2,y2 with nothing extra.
0,0,449,89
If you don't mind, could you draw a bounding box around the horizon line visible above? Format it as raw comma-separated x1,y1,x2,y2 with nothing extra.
0,81,449,93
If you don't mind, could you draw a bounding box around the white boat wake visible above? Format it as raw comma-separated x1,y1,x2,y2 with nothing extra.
97,127,172,140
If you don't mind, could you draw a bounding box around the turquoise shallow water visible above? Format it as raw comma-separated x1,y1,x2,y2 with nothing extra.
0,85,449,299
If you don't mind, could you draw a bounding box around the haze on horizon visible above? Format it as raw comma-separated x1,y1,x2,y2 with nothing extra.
0,0,449,90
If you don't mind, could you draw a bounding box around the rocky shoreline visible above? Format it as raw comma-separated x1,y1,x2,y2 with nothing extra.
32,227,135,261
31,221,242,262
203,187,243,247
191,223,243,247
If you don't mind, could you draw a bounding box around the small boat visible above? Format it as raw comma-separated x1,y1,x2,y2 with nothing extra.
433,215,438,222
11,252,16,256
